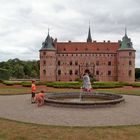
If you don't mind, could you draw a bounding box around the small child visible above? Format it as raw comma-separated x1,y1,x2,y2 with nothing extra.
31,80,36,103
35,90,45,107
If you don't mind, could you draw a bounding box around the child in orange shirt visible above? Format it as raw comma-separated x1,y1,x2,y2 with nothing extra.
31,80,36,103
35,90,45,107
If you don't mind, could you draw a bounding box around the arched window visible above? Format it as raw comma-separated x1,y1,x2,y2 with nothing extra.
108,71,111,76
75,70,78,75
96,61,99,66
43,60,46,65
75,61,78,65
129,70,132,76
70,61,72,65
108,61,111,66
129,61,132,66
69,70,73,75
58,70,61,75
58,60,60,66
43,70,46,75
96,71,99,75
43,52,46,55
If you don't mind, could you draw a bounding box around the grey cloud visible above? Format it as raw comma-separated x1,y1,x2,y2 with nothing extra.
0,0,140,67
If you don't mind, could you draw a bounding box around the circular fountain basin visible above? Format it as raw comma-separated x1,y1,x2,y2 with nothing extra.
45,92,125,108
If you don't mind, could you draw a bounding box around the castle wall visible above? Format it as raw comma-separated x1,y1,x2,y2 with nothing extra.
40,51,56,81
117,50,135,82
56,52,118,82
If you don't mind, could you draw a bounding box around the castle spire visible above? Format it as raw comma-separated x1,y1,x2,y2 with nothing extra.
87,24,92,43
125,26,127,36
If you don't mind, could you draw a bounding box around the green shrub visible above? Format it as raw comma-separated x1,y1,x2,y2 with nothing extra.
46,82,82,88
3,81,15,86
22,82,31,87
131,82,140,87
92,82,123,89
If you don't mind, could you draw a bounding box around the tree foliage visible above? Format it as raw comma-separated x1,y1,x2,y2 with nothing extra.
135,68,140,79
0,58,39,79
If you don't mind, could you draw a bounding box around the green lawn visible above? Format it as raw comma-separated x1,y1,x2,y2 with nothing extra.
0,118,140,140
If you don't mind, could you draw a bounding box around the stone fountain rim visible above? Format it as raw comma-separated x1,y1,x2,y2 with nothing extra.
44,92,125,108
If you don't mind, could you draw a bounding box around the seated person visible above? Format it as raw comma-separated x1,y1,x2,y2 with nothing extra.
35,90,45,107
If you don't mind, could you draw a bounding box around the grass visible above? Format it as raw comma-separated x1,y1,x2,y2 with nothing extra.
0,118,140,140
0,84,140,139
0,83,140,96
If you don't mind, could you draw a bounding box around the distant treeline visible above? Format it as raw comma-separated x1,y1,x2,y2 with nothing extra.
0,58,39,80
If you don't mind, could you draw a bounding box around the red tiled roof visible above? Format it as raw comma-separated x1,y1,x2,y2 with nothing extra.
56,42,120,53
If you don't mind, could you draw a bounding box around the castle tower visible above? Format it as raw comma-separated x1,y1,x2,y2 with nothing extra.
39,31,56,81
117,28,135,82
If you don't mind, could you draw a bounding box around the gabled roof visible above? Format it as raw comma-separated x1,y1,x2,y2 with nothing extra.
56,42,120,53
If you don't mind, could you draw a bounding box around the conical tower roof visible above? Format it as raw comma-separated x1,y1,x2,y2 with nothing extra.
40,30,56,51
118,28,134,50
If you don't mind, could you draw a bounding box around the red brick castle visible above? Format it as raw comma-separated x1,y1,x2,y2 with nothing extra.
39,27,135,82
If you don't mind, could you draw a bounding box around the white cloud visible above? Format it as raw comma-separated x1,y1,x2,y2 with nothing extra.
0,0,140,67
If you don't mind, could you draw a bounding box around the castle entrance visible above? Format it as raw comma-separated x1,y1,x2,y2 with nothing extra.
79,64,95,79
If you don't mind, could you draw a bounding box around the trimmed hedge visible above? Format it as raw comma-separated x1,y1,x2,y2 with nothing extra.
46,82,124,89
46,82,82,88
22,82,32,87
3,81,15,86
131,82,140,87
92,82,123,88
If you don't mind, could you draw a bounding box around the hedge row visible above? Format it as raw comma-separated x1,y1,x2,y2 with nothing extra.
2,81,140,88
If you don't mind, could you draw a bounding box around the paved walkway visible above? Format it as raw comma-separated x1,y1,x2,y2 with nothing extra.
0,94,140,126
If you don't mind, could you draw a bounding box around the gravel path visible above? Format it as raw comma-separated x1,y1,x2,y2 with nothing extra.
0,94,140,127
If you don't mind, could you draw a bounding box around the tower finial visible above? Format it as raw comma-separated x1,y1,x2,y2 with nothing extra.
125,26,127,36
48,28,50,35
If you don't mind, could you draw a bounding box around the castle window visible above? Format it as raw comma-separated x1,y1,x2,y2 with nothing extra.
108,71,111,76
129,61,132,66
43,60,46,65
58,60,60,66
70,61,72,65
108,61,111,66
96,61,99,66
129,70,132,76
75,61,78,65
75,48,78,51
96,71,99,75
129,52,132,56
75,70,78,75
58,70,61,75
43,70,46,75
64,48,66,51
69,70,73,75
43,52,46,55
72,54,73,56
85,48,88,51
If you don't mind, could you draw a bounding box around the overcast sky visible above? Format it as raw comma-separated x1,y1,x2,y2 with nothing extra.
0,0,140,67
